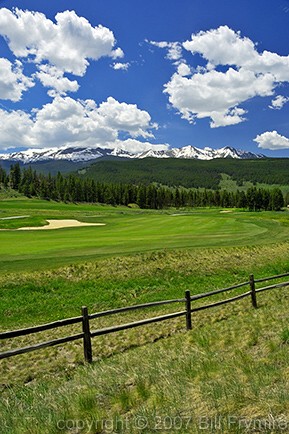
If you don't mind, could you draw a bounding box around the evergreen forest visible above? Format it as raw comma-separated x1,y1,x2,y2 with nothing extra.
0,163,285,211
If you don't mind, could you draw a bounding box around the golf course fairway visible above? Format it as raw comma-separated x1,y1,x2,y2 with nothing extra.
1,198,289,273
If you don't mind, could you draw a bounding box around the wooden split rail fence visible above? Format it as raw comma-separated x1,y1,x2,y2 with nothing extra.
0,272,289,364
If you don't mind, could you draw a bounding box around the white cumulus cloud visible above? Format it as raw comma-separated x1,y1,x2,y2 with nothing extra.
183,26,257,68
177,63,191,77
0,108,34,148
0,8,123,75
30,97,115,148
0,58,34,101
112,62,130,71
254,130,289,150
0,96,166,153
162,25,289,127
35,65,79,97
148,40,183,64
0,8,124,98
164,67,273,127
97,96,157,138
269,95,289,110
109,138,168,153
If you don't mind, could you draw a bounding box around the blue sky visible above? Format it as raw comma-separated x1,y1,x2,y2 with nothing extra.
0,0,289,156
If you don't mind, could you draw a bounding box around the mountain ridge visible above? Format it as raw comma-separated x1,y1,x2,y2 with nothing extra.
0,145,265,164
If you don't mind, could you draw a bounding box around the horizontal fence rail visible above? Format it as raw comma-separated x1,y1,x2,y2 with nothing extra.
189,281,250,302
0,272,288,363
90,310,187,338
254,271,289,283
255,280,289,293
0,333,83,360
88,297,185,320
190,290,251,313
0,316,83,340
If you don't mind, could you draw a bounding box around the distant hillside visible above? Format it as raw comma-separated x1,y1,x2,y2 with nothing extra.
78,158,221,189
78,158,289,189
0,159,102,176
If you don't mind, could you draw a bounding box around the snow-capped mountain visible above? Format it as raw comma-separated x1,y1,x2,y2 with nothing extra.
0,145,265,164
169,145,264,160
0,146,106,164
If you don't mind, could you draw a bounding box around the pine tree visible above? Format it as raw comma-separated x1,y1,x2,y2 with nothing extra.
9,163,21,190
270,188,284,211
137,185,147,208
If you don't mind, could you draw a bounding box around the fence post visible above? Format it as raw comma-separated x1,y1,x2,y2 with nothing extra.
82,306,92,363
249,274,258,309
185,290,192,330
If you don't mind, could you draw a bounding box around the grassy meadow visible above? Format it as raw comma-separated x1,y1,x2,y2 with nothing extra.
219,173,289,195
0,197,289,433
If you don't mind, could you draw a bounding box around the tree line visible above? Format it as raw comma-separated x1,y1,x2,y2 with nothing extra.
0,163,285,211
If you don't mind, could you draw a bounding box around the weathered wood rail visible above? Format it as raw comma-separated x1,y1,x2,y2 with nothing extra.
0,272,288,363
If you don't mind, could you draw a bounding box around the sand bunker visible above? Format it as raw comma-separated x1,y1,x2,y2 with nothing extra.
15,219,105,231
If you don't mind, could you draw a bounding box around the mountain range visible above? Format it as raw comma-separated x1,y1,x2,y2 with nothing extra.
0,145,265,164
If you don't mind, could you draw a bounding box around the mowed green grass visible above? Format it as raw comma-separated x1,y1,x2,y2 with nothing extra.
1,198,289,273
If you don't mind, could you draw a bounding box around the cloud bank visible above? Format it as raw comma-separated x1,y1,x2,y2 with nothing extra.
0,96,168,153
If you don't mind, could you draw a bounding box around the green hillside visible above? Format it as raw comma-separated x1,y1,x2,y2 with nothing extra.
2,157,289,191
79,157,289,189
